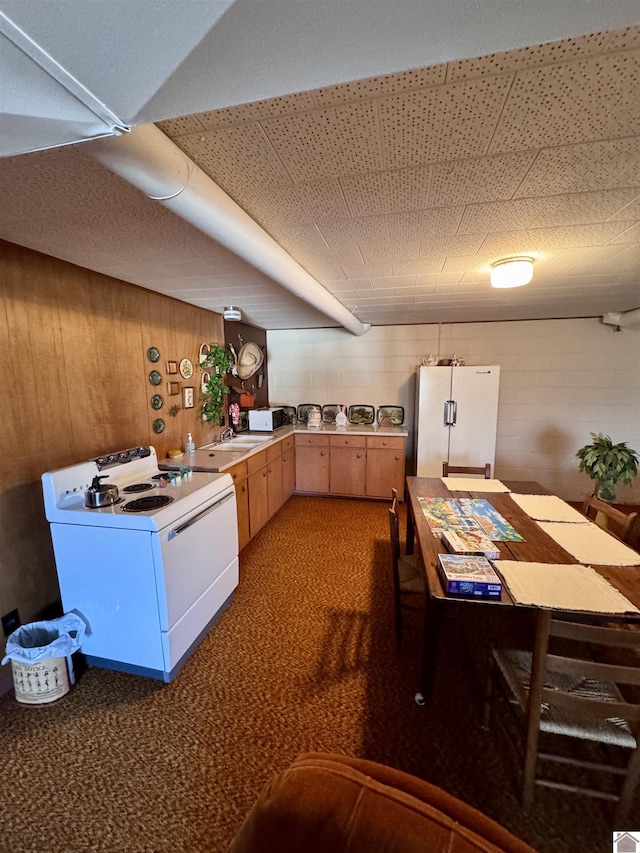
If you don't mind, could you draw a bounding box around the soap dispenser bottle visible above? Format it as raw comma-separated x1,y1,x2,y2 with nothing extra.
185,432,195,453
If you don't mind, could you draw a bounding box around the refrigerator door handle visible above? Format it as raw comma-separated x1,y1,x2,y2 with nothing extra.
444,400,457,426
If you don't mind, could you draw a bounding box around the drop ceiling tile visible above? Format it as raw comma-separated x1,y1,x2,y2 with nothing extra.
609,222,640,243
340,166,432,216
371,275,417,290
175,124,292,193
480,223,633,257
447,25,640,81
260,102,381,183
517,137,640,197
418,234,485,258
608,195,640,221
240,180,350,226
340,260,393,278
156,115,206,136
531,189,640,227
429,151,537,207
491,51,640,153
311,64,446,108
194,91,321,129
387,208,464,242
415,271,462,287
392,258,446,276
361,242,420,264
316,216,389,248
457,198,550,234
378,74,514,169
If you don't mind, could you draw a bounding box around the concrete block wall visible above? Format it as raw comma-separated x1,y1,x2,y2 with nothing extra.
267,318,640,502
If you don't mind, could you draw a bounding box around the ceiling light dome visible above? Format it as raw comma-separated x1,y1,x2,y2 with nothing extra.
490,257,534,289
223,306,242,321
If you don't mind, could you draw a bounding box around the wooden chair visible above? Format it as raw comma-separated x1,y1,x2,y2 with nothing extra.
582,492,637,543
389,488,425,651
442,462,491,478
483,610,640,824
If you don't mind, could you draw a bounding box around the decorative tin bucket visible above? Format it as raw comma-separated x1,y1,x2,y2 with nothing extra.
11,656,74,706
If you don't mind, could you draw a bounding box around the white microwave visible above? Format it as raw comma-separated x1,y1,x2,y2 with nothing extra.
248,407,285,431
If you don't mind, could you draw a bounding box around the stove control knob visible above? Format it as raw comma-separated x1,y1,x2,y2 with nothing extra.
96,457,107,467
128,448,138,457
118,451,129,460
108,454,117,463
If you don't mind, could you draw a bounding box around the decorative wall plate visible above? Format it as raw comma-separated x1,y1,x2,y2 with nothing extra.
151,394,163,410
147,347,160,363
297,404,321,423
149,370,162,386
152,418,165,434
179,358,193,379
348,405,375,425
376,405,404,425
322,404,341,423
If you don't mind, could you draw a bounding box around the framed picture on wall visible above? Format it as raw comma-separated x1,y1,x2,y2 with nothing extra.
182,386,194,409
168,381,180,396
166,361,178,374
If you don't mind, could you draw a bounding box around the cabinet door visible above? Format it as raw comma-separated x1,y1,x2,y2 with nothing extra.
248,465,269,537
282,447,296,501
295,446,329,493
235,478,250,551
366,438,406,499
329,446,366,496
267,455,283,517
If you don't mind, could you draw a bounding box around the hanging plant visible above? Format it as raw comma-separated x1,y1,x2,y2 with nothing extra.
200,343,233,427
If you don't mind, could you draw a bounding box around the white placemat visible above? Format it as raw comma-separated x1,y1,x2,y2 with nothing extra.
441,478,511,493
537,521,640,566
495,561,640,614
510,493,588,523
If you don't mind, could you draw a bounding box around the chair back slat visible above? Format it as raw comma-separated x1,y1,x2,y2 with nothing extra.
551,619,640,649
546,652,640,687
442,462,491,478
539,687,640,723
581,492,638,543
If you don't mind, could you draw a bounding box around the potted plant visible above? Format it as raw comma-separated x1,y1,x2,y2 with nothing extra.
200,343,233,427
576,432,639,503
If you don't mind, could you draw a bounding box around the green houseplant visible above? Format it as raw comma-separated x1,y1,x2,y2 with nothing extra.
576,432,638,503
200,343,233,427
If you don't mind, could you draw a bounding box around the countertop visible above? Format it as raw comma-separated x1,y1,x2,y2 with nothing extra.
159,422,408,473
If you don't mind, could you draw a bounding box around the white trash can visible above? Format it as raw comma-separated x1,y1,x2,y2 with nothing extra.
2,613,86,706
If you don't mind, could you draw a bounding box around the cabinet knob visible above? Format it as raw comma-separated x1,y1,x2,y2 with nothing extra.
356,452,363,458
383,440,388,446
242,484,247,492
395,454,400,460
232,472,237,480
262,469,268,477
320,451,326,456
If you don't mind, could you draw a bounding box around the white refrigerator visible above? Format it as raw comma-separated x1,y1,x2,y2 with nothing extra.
414,365,500,477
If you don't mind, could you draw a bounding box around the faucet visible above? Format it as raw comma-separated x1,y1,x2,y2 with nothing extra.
220,427,237,442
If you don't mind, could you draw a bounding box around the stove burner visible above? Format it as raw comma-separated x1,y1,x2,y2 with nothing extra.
122,495,174,513
152,473,171,481
122,482,154,494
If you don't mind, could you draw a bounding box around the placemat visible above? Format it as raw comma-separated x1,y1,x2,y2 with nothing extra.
441,478,511,493
510,493,588,523
495,561,640,614
537,521,640,566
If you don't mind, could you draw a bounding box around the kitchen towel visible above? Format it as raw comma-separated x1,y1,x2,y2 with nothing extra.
494,560,639,614
536,521,640,566
510,493,588,523
441,478,511,493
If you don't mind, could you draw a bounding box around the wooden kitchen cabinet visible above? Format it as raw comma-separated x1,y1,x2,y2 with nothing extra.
226,460,250,551
267,441,283,517
281,436,296,502
329,435,367,496
247,450,269,538
365,436,406,500
295,434,330,494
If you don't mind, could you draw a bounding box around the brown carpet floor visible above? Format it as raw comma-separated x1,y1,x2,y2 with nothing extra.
0,496,635,852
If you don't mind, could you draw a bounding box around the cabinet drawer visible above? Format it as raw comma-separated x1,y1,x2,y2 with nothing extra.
330,435,366,448
282,435,295,451
295,433,329,447
226,460,247,484
367,436,406,451
266,442,282,463
246,449,268,476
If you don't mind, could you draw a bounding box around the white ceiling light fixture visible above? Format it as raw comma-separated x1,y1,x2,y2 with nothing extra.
490,257,534,289
223,306,242,321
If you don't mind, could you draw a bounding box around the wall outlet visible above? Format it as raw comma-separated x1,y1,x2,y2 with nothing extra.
2,609,20,637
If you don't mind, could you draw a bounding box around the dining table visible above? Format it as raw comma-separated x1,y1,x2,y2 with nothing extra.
405,477,640,705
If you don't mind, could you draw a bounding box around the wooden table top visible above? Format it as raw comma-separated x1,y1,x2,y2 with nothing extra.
405,477,640,614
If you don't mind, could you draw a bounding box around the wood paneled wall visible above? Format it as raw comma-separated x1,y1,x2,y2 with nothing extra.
0,240,225,645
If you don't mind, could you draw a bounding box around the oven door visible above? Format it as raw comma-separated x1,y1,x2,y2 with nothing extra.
153,486,239,669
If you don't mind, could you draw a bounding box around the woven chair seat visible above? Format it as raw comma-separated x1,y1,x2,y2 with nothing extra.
493,648,636,748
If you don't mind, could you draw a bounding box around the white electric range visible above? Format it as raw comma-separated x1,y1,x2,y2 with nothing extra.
42,445,238,682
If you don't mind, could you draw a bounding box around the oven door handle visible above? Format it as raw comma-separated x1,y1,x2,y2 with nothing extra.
168,491,234,540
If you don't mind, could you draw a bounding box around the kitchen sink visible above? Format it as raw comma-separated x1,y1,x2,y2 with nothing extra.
201,435,272,452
